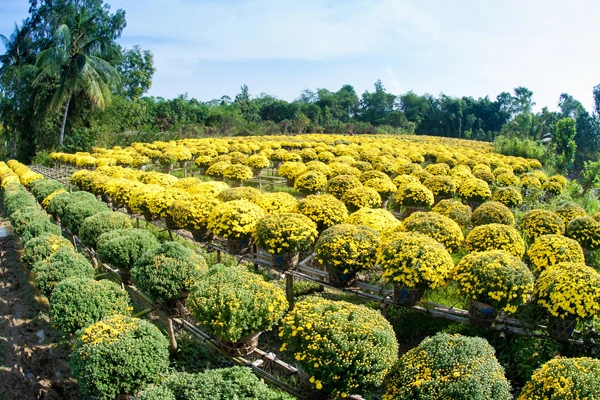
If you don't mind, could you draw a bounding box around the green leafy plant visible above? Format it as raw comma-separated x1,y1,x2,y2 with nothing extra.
96,228,160,271
79,211,133,248
32,247,95,298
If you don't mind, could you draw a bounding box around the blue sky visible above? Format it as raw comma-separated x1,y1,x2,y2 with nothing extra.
2,0,599,111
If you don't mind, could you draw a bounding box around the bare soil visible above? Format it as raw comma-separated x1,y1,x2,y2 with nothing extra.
0,218,81,400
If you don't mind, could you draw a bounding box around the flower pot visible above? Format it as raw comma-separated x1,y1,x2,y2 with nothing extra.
164,215,179,230
326,266,357,288
252,168,262,177
101,194,113,205
227,237,252,255
217,332,260,357
468,300,499,328
142,211,157,223
295,365,330,400
191,229,213,243
403,205,425,218
547,317,576,341
272,252,300,271
394,286,425,307
118,267,133,286
125,205,135,215
230,180,243,188
286,179,295,188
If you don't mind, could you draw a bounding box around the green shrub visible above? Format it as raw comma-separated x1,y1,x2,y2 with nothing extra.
47,191,97,218
131,241,207,303
188,265,288,342
32,247,95,297
4,189,37,216
566,216,600,250
50,277,130,335
10,208,45,236
494,135,545,159
21,233,74,270
61,199,110,235
31,179,66,203
137,367,294,400
383,333,512,400
20,215,62,244
96,228,160,271
79,211,133,249
70,315,169,400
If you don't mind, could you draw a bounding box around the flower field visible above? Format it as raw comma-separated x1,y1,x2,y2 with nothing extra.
3,133,600,398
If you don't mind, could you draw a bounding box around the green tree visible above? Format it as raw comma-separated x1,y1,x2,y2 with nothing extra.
117,45,154,100
35,6,121,146
552,117,577,172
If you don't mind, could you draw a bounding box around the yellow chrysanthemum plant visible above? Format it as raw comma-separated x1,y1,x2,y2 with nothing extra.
294,170,328,194
252,192,297,214
517,357,600,400
326,174,362,199
378,232,455,306
345,208,401,236
383,333,512,400
423,175,459,200
470,201,515,226
254,213,318,270
188,265,288,356
526,234,585,275
566,216,600,251
70,315,169,400
147,188,191,227
492,186,523,208
431,198,472,229
314,224,381,287
169,195,221,242
278,297,398,398
465,223,526,258
402,211,464,253
395,182,434,214
223,164,254,186
555,203,588,225
518,209,565,242
455,250,534,326
207,199,265,255
458,178,492,205
340,186,382,212
278,161,306,186
296,194,348,233
535,262,600,340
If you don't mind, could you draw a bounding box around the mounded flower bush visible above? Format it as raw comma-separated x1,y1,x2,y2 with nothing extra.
455,250,534,313
169,195,221,232
223,164,254,183
395,182,434,207
458,178,492,203
137,367,294,400
517,357,600,400
207,200,265,240
296,194,348,232
340,186,382,212
555,204,588,224
47,191,96,218
279,297,398,398
96,229,160,271
566,216,600,250
534,262,600,319
492,186,523,208
470,201,515,226
21,233,74,270
254,213,318,255
363,178,397,200
378,232,454,289
527,234,585,275
252,192,297,214
431,199,472,228
131,241,208,304
383,333,511,400
31,179,66,203
315,224,381,275
50,277,130,336
294,170,328,194
20,214,63,244
79,211,133,249
465,223,526,258
345,207,401,235
402,211,464,253
70,315,169,400
61,199,110,235
326,174,362,199
423,175,458,198
216,186,262,203
32,247,95,298
188,265,288,343
518,209,565,242
147,188,191,219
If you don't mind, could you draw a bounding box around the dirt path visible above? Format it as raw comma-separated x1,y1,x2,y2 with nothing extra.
0,219,80,400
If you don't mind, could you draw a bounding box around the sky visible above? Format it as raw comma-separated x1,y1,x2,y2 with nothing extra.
1,0,599,112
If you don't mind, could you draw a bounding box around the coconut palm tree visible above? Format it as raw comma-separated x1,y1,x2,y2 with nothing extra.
35,7,120,146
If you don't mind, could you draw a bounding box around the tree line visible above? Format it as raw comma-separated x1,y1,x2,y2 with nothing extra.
1,0,600,172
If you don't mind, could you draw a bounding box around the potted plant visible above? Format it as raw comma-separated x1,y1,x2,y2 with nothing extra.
314,224,380,287
254,213,318,270
526,234,585,275
395,182,435,216
465,223,526,258
207,200,265,255
188,265,288,356
455,250,534,327
296,194,348,233
402,211,464,253
169,195,221,242
518,209,565,242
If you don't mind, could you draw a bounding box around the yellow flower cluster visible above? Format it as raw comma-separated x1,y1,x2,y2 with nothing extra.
496,172,521,187
534,262,600,319
246,154,270,169
396,182,435,207
296,194,348,232
315,224,381,274
294,170,328,194
455,250,533,313
79,315,137,346
378,232,455,289
326,174,362,199
252,192,297,214
465,223,526,258
363,178,397,200
565,216,600,250
517,357,600,400
519,209,565,242
471,201,515,226
423,175,459,197
147,188,191,218
223,164,254,182
41,188,67,209
555,204,588,224
458,178,492,203
279,297,398,398
492,186,523,208
431,199,472,228
527,234,585,275
254,213,318,254
345,208,401,235
169,194,221,232
402,211,464,253
207,199,265,239
340,186,381,212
